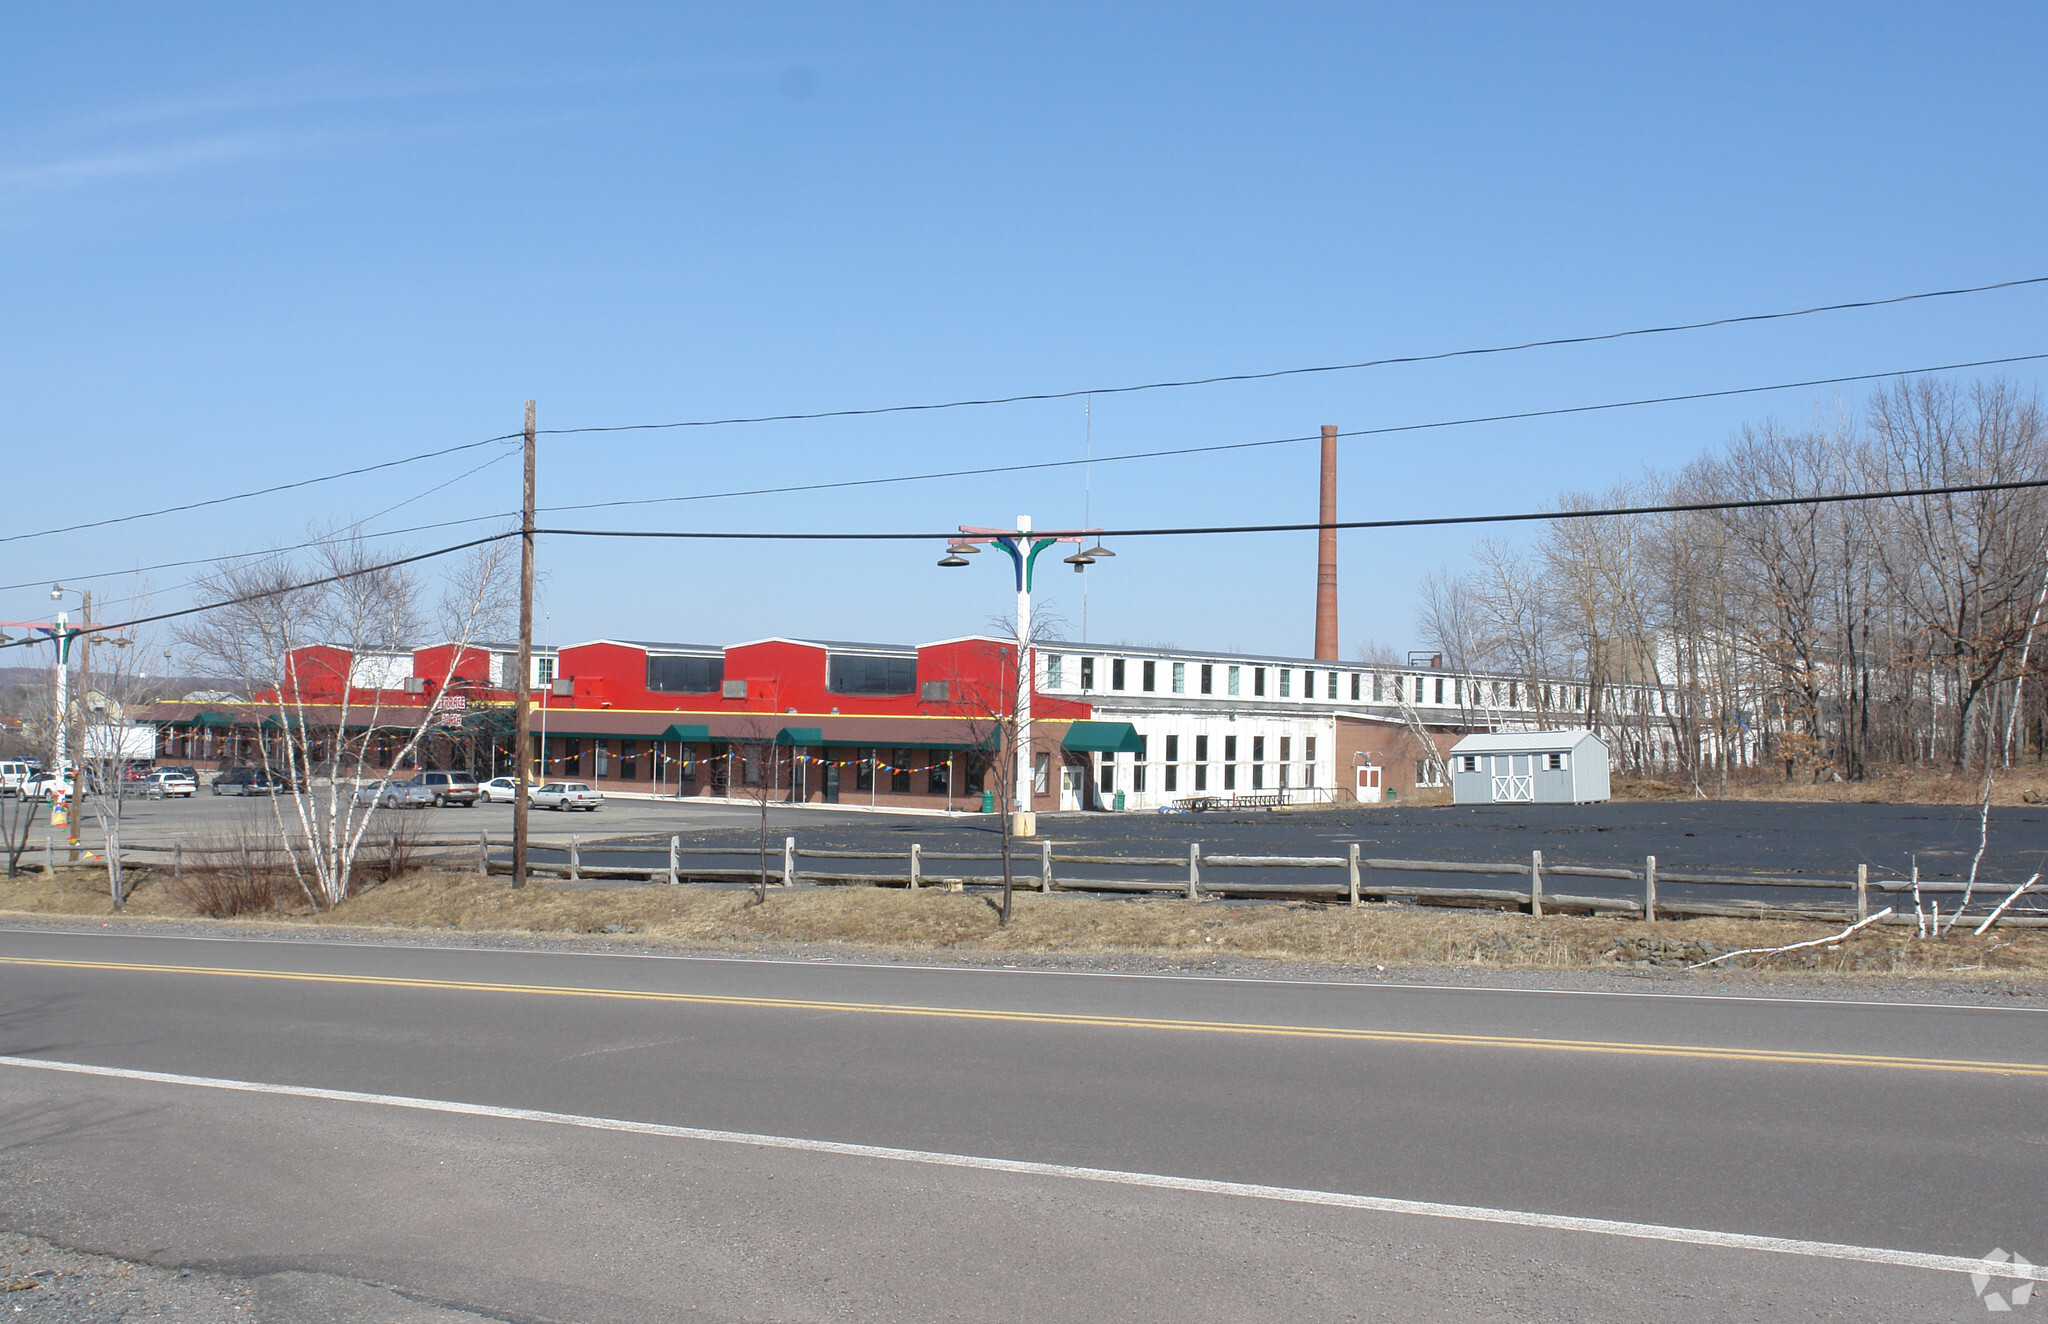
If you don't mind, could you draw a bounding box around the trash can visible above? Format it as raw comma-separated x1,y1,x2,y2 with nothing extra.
1385,787,1398,802
1113,791,1125,811
980,790,996,813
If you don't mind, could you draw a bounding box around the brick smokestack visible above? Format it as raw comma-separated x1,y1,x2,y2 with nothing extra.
1315,423,1339,660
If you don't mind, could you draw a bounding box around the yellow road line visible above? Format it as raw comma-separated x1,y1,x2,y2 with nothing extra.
6,955,2045,1077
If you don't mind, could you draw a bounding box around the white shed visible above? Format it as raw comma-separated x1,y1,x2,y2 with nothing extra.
1448,730,1609,805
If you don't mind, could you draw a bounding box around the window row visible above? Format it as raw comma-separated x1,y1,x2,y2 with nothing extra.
1088,734,1321,794
1039,653,1667,716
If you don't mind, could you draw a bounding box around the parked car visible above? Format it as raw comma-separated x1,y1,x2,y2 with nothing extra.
158,765,201,784
415,771,481,807
211,767,291,796
0,762,32,796
142,770,198,799
479,776,521,803
531,781,602,811
27,769,79,802
353,780,435,809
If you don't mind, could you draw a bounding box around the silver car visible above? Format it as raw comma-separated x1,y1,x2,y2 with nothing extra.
353,781,435,810
479,777,521,803
531,781,602,811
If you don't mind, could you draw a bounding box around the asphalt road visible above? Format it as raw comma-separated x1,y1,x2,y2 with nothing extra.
2,927,2043,1320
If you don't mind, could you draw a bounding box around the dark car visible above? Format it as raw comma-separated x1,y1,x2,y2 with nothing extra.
211,767,293,796
413,771,481,807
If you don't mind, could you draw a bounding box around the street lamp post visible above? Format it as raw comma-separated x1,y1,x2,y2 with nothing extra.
940,516,1108,836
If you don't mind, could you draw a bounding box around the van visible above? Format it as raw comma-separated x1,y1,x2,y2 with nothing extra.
0,762,32,796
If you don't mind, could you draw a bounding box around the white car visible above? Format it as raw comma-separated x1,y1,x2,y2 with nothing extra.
142,770,198,799
479,777,521,803
531,781,602,811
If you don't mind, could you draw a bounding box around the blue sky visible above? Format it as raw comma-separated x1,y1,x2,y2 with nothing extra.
3,3,2044,665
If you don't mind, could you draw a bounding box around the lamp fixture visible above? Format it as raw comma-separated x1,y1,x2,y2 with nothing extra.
938,550,969,567
1082,542,1115,559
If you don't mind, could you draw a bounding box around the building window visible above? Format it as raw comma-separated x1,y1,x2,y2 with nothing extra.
1453,678,1462,706
1033,752,1049,794
1253,668,1266,697
1142,660,1156,692
536,656,556,686
1133,736,1147,792
890,752,911,794
828,654,917,695
1200,664,1213,694
647,654,723,693
1224,735,1238,790
1327,672,1338,700
1278,736,1290,762
1228,666,1241,696
1547,752,1565,770
1281,670,1293,698
1194,734,1207,763
1434,677,1445,704
1418,759,1443,787
1352,673,1362,701
1305,736,1316,787
1509,680,1518,707
1165,734,1180,762
1100,759,1115,795
856,749,874,792
1046,654,1063,688
1165,763,1178,792
1112,658,1125,690
1080,657,1095,690
1393,675,1403,702
1461,755,1478,772
1194,763,1207,791
927,754,949,794
620,741,638,781
1172,661,1186,694
1223,763,1236,791
564,739,582,777
1251,736,1265,790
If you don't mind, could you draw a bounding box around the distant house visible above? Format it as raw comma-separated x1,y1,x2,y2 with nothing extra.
1448,730,1610,805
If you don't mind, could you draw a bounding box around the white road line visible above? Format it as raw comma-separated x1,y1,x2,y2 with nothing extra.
2,1053,2039,1284
1,926,2039,1014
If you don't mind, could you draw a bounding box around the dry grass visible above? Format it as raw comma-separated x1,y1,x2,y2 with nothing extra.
1614,765,2048,807
3,865,2043,979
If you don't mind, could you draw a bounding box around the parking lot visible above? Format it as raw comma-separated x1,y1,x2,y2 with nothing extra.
24,790,2048,912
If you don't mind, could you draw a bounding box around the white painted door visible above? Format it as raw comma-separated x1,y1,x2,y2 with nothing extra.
1354,765,1383,803
1058,766,1080,812
1491,754,1535,802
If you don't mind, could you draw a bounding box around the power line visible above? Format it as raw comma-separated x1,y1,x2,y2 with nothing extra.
531,477,2048,544
0,532,522,651
0,433,520,548
533,276,2048,436
11,477,2042,650
537,351,2048,516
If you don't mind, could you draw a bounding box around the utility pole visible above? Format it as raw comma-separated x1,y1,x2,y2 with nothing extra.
511,401,536,889
70,589,91,862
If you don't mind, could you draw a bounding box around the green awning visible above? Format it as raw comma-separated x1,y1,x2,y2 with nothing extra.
1061,721,1144,754
775,727,825,747
194,711,235,729
260,714,306,732
658,723,711,743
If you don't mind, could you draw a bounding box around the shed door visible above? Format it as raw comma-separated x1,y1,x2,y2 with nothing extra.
1355,764,1382,803
1491,754,1535,802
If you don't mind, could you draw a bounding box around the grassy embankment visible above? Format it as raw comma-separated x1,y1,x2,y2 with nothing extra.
2,864,2041,979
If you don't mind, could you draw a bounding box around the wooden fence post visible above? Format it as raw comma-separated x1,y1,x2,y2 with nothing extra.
478,832,489,877
569,835,580,882
1529,848,1544,918
1188,842,1201,900
909,842,921,890
782,836,795,887
1040,839,1052,893
1856,862,1868,922
173,840,182,884
1347,843,1361,908
668,834,680,886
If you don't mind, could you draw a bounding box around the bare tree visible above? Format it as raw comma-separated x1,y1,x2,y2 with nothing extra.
176,526,516,908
